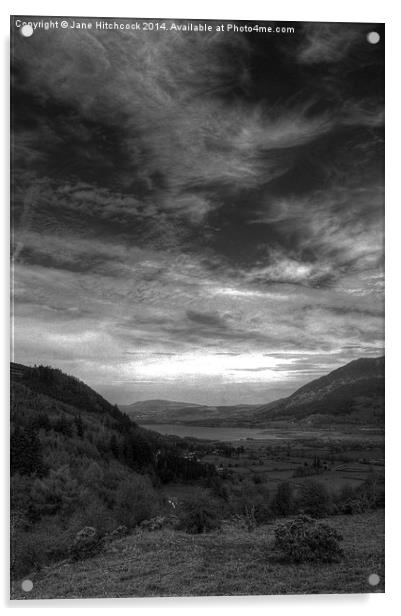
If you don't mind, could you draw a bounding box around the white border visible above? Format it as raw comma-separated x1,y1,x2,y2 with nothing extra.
2,1,400,614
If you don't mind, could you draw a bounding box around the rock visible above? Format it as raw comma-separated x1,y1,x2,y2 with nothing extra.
109,525,129,538
139,514,180,532
69,526,101,560
101,525,130,550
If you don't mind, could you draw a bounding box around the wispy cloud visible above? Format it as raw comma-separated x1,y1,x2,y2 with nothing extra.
297,23,363,64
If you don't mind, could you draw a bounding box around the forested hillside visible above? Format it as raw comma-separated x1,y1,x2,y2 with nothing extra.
10,363,216,577
253,357,385,425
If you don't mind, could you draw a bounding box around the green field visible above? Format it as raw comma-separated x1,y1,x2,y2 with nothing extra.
11,510,384,599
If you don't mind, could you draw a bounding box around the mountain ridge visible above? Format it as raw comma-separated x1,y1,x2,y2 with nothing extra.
120,356,384,427
252,356,384,425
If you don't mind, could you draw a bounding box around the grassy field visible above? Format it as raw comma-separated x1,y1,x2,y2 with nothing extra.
11,510,384,599
199,436,384,497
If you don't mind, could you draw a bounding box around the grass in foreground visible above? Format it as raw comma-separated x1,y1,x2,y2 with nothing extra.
11,510,384,599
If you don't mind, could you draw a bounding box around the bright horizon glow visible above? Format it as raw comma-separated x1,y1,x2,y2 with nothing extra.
121,352,284,382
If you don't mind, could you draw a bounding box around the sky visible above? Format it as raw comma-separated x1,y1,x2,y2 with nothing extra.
11,19,384,405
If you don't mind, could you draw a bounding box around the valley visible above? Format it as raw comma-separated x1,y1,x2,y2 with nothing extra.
10,357,385,599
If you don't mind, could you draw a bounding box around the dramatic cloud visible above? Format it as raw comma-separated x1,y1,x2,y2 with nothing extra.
11,19,384,404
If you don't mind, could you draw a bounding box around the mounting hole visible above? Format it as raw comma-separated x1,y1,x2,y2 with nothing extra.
368,573,380,586
367,31,380,44
21,579,33,592
20,24,34,37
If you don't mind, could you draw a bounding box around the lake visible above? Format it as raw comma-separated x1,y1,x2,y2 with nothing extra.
140,423,284,441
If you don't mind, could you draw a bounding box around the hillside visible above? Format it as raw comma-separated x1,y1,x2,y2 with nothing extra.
10,362,217,578
10,362,217,480
122,399,203,412
121,398,258,424
253,356,384,426
120,399,203,422
11,362,129,420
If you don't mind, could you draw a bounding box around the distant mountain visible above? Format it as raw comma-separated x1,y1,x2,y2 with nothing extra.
120,398,258,424
121,399,202,414
252,356,384,426
120,356,384,428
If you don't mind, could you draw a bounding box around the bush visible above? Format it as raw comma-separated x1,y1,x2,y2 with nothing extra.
177,491,222,534
334,477,385,515
10,530,46,578
114,474,159,528
274,515,343,563
297,480,330,517
69,497,118,535
228,480,270,525
11,516,77,577
358,475,384,509
334,485,360,514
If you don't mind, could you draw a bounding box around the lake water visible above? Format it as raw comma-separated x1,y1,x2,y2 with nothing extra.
140,423,284,441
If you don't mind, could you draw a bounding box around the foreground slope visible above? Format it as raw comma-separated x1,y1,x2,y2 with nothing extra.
11,510,384,598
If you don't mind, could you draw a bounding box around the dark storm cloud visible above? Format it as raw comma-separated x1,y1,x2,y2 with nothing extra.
11,20,384,403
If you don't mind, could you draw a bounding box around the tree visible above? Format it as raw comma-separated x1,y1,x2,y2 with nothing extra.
110,434,120,459
298,480,330,517
53,414,73,437
271,482,293,517
29,412,51,432
177,490,222,534
123,432,154,470
228,479,270,526
114,474,158,527
30,465,88,519
10,426,46,477
74,414,84,438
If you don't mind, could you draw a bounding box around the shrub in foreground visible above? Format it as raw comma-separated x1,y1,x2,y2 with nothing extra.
274,515,343,563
